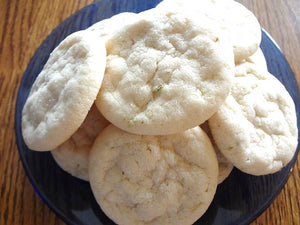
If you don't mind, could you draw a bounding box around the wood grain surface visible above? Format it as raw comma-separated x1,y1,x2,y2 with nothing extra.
0,0,299,224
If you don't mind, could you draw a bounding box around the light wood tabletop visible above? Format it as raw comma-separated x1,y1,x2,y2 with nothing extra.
0,0,299,224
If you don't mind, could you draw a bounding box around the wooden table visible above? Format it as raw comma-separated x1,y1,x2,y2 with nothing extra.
0,0,299,224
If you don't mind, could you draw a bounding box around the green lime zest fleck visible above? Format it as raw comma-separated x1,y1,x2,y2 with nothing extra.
153,84,164,93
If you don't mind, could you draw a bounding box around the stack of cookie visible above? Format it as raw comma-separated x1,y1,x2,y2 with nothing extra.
21,0,298,224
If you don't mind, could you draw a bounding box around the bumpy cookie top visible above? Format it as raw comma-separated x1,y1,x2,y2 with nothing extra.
209,62,298,175
156,0,262,62
89,125,218,225
96,9,234,135
22,30,107,151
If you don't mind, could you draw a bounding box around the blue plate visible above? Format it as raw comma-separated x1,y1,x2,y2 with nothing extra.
15,0,300,224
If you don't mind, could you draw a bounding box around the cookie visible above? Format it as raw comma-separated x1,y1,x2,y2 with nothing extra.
215,146,234,184
156,0,262,62
22,30,107,151
209,62,298,175
96,9,235,135
87,12,138,42
200,121,233,184
89,125,218,225
51,104,110,181
244,48,268,71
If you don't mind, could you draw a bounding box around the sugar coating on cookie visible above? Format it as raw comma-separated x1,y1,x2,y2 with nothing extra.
209,63,298,175
51,105,110,181
22,30,107,151
96,9,234,135
156,0,261,62
89,125,218,225
200,121,233,184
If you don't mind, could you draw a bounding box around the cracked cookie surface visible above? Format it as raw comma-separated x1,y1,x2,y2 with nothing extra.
96,9,234,135
156,0,262,62
89,125,218,225
209,62,298,175
22,30,107,151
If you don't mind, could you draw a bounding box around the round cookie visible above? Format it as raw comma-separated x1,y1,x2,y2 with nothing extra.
200,121,233,184
156,0,262,62
96,9,235,135
51,104,110,181
21,30,107,151
209,62,298,175
89,125,219,225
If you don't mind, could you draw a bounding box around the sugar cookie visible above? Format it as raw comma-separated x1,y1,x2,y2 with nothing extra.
22,30,107,151
96,9,234,135
209,62,298,175
89,125,218,225
156,0,262,62
200,121,233,184
245,48,268,71
51,105,110,181
87,12,138,42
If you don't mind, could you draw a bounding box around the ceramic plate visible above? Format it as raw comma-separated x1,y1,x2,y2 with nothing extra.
15,0,300,224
